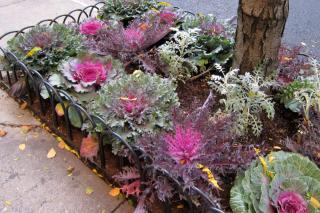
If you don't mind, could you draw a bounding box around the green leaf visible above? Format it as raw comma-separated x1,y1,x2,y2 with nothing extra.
68,105,83,128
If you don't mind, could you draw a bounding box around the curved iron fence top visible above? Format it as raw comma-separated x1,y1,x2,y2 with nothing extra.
0,3,223,213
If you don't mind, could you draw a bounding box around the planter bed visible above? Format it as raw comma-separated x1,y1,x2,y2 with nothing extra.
1,1,319,213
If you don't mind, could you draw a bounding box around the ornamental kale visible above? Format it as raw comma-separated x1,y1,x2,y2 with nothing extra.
209,64,275,136
7,24,83,74
42,54,124,103
90,70,179,153
137,92,255,207
87,8,179,60
79,19,105,35
277,45,311,85
165,124,202,164
98,0,160,23
230,151,320,213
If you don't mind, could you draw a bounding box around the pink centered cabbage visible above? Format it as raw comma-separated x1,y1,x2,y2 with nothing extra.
80,20,104,35
277,191,308,213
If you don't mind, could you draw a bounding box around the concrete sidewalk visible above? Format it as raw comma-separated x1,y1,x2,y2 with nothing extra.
0,0,133,212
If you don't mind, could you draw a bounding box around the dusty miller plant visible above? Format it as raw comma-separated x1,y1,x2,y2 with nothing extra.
292,58,320,124
98,0,159,23
158,28,201,81
209,64,275,136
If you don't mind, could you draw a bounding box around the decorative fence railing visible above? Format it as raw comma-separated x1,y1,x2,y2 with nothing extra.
0,2,224,213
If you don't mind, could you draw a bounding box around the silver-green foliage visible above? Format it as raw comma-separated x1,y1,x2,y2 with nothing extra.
90,71,179,151
292,58,320,123
230,151,320,213
99,0,159,22
209,64,275,136
158,28,201,81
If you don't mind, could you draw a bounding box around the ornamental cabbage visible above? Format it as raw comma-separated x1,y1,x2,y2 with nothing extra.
230,151,320,213
90,71,179,152
7,24,83,74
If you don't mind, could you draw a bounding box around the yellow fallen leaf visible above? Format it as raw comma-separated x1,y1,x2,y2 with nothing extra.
20,102,28,110
4,200,12,206
101,208,105,213
0,129,7,137
254,147,261,155
58,141,66,149
109,187,120,197
158,1,172,7
26,47,42,57
92,169,103,178
85,186,94,195
310,196,320,209
176,204,184,209
21,125,32,134
55,102,69,117
19,143,26,151
47,148,56,159
67,166,74,176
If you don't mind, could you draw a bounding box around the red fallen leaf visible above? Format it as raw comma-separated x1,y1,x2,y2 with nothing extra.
121,180,141,197
80,135,99,162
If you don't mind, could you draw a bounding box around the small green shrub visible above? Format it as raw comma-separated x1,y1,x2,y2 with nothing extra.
230,151,320,213
209,65,275,136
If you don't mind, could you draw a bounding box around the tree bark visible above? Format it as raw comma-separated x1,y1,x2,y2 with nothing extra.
233,0,289,76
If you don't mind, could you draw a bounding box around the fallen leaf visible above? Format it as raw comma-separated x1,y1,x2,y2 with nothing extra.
0,129,7,137
85,186,94,195
19,143,26,151
109,187,120,197
55,103,65,117
21,125,32,134
101,208,105,213
273,146,282,150
55,101,69,117
80,135,99,161
92,169,103,178
4,200,12,206
47,148,56,159
14,157,20,161
58,141,66,149
20,102,27,110
67,166,74,176
176,204,184,209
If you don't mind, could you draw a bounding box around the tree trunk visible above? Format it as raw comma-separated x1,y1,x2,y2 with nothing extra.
233,0,289,76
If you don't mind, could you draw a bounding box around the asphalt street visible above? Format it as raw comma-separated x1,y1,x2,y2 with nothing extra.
168,0,320,57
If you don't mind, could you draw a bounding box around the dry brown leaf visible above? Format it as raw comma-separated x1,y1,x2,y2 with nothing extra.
21,125,32,134
19,143,26,151
109,187,120,197
85,186,94,195
20,102,28,110
47,148,56,159
0,129,7,137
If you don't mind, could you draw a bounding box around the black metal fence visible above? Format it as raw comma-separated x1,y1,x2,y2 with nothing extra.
0,2,224,213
